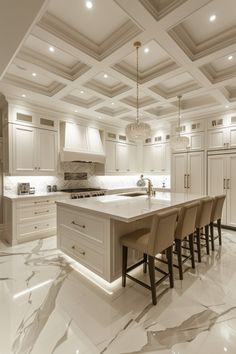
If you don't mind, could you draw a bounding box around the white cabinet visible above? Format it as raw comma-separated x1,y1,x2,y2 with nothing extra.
207,127,236,150
11,124,57,175
105,140,137,173
172,132,204,152
143,143,170,173
208,153,236,227
172,151,204,195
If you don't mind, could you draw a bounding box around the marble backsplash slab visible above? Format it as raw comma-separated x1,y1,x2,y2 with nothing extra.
4,161,170,194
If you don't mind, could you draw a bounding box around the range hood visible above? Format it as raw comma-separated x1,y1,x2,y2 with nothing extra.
60,122,105,163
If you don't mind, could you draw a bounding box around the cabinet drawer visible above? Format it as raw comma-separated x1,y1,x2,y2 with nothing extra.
58,208,107,247
17,198,56,209
17,218,56,240
17,204,56,221
60,233,105,277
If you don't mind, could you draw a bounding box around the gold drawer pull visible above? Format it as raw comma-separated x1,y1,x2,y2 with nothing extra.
34,210,49,215
34,200,50,204
71,221,85,229
71,245,85,256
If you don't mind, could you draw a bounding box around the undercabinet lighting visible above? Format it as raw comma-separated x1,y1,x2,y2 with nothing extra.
228,55,233,60
86,1,93,9
209,14,216,22
103,74,108,79
21,94,26,98
144,47,149,53
80,90,84,94
32,72,37,77
13,279,53,299
49,46,55,52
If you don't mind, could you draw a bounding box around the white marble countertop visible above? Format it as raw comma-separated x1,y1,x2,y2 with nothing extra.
105,186,171,194
4,191,68,201
56,192,204,222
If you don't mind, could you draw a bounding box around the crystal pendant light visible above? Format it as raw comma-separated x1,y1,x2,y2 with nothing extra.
126,42,151,141
170,95,189,149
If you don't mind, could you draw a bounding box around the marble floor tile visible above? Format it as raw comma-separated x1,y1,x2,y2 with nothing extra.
1,229,236,354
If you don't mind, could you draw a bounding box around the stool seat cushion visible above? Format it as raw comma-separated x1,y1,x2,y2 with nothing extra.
120,228,150,254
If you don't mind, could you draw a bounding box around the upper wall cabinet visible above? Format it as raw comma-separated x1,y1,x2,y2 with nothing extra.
207,127,236,150
143,143,170,173
9,124,58,175
105,139,137,174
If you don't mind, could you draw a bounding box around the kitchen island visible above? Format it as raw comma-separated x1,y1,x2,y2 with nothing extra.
57,192,204,282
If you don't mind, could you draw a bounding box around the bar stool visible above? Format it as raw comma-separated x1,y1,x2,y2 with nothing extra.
120,209,178,305
175,201,200,280
210,194,226,251
195,197,214,263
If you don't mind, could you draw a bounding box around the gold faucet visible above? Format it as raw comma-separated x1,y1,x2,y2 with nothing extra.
139,175,154,196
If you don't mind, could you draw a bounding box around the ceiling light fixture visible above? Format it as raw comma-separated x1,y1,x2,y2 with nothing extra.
144,47,149,53
21,94,26,98
228,55,233,60
170,95,189,149
126,42,151,141
225,105,229,108
103,74,108,79
86,1,93,9
111,102,114,105
74,110,78,113
49,46,55,52
80,90,84,94
32,72,37,77
209,14,216,22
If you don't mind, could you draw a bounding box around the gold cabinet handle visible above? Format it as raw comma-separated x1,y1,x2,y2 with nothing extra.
34,210,49,215
227,178,230,189
184,174,187,189
34,200,50,204
71,221,85,229
223,178,226,190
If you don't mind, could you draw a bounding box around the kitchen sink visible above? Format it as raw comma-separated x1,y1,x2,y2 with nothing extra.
120,192,146,197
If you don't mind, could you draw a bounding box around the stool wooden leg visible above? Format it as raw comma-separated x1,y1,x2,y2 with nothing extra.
196,228,201,263
189,233,195,269
176,239,183,280
148,255,157,305
122,246,128,287
218,219,222,246
205,225,210,255
167,245,174,288
143,253,147,273
210,222,214,251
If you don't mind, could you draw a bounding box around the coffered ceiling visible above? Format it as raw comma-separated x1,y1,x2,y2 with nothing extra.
1,0,236,128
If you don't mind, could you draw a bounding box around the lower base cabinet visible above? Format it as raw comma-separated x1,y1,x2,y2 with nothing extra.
3,194,68,245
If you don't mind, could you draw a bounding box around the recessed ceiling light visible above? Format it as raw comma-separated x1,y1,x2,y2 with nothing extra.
21,94,26,98
111,102,114,105
103,74,108,79
49,46,55,52
225,105,229,108
209,14,216,22
228,55,233,60
80,90,84,94
32,72,37,77
74,110,78,113
144,48,149,53
86,1,93,9
98,116,102,119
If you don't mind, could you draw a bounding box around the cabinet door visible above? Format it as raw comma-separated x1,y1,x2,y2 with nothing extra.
64,122,88,151
105,141,116,172
226,154,236,227
208,155,227,223
153,145,165,172
172,153,187,193
188,152,204,195
143,145,155,172
128,144,137,172
229,127,236,148
189,132,204,151
163,143,171,172
12,125,36,173
207,129,226,149
116,143,129,172
37,130,57,173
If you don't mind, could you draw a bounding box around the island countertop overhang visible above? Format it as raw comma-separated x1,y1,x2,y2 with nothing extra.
56,192,205,223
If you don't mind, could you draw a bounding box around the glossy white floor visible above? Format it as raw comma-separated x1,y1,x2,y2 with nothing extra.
1,229,236,354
